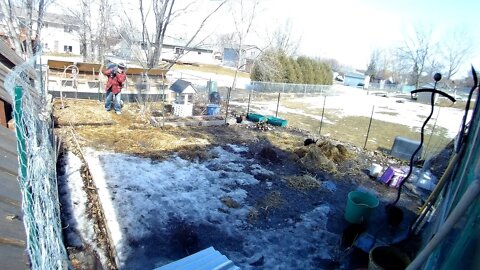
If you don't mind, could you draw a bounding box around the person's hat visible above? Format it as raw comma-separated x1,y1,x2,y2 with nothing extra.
118,63,126,70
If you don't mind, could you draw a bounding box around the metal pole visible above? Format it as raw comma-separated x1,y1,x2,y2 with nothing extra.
364,105,375,149
424,107,441,158
319,95,327,135
162,80,165,128
246,91,252,116
275,92,281,118
225,87,232,124
14,86,27,179
303,84,307,98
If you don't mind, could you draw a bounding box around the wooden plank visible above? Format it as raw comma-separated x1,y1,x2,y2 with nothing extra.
0,99,6,127
0,171,21,203
77,62,101,73
0,201,25,241
0,148,18,176
47,59,75,70
0,244,29,270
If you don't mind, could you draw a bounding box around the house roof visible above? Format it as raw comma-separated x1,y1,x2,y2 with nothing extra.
170,79,197,94
344,72,365,79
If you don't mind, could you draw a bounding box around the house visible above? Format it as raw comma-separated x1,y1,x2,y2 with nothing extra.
40,13,81,54
116,35,218,66
344,71,366,87
222,45,261,72
169,79,197,117
0,7,81,55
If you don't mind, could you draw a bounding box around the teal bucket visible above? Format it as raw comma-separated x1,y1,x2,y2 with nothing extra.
345,191,379,224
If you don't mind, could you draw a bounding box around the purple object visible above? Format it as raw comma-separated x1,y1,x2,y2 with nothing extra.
379,167,407,188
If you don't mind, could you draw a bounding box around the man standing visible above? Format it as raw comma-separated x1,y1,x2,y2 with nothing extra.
103,63,127,114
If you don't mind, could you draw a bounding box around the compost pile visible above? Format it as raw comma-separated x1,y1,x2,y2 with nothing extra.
294,140,354,173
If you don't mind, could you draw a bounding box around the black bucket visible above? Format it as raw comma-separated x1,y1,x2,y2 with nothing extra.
369,246,410,270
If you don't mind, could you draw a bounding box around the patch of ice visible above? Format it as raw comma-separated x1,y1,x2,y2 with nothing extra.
227,143,249,153
250,163,275,176
83,146,261,268
322,181,337,192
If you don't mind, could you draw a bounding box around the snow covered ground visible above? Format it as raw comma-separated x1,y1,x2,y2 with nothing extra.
231,88,468,138
59,145,341,269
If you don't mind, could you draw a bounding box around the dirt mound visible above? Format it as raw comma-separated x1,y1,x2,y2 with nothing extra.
318,141,352,163
295,146,337,173
294,140,354,173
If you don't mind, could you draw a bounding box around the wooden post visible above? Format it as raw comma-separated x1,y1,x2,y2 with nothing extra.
246,91,252,116
224,87,232,124
275,92,281,118
364,105,375,150
318,95,327,135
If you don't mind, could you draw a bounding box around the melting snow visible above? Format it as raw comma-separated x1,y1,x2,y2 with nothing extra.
59,145,340,269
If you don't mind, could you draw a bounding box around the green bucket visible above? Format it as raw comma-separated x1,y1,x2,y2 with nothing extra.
345,191,379,224
368,246,410,270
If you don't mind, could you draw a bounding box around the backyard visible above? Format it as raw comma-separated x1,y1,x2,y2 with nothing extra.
53,92,457,269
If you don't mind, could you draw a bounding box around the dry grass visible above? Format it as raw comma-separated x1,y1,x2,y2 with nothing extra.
220,196,241,209
248,191,284,223
284,174,321,190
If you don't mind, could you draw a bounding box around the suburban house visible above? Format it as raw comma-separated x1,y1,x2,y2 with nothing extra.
40,13,81,55
0,8,81,55
222,45,261,72
116,35,218,66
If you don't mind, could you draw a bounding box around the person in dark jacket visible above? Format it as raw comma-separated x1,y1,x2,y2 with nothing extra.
103,63,127,114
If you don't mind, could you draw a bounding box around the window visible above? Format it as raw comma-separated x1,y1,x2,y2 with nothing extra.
64,45,73,53
140,42,148,50
198,51,201,55
64,25,72,32
44,22,49,28
175,47,184,55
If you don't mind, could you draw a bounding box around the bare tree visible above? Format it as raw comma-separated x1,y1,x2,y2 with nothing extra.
0,0,53,56
0,0,23,52
63,0,94,62
441,27,474,81
397,26,433,88
135,0,227,69
268,20,300,56
229,0,259,91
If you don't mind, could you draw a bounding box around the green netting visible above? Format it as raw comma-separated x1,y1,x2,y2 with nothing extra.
5,55,69,269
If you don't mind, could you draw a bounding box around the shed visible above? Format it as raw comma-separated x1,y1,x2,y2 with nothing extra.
169,79,197,117
170,79,197,104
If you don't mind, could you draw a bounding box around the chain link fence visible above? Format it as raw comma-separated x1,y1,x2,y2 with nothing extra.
223,83,456,159
5,55,69,269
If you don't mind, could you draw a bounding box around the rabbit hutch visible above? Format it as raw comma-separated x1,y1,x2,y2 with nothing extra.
169,79,197,117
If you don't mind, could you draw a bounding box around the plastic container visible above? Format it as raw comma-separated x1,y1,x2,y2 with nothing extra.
247,113,266,122
206,104,220,115
267,116,288,127
369,163,383,177
368,246,410,270
345,191,379,224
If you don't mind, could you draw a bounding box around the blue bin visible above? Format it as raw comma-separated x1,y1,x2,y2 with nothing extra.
207,104,220,115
